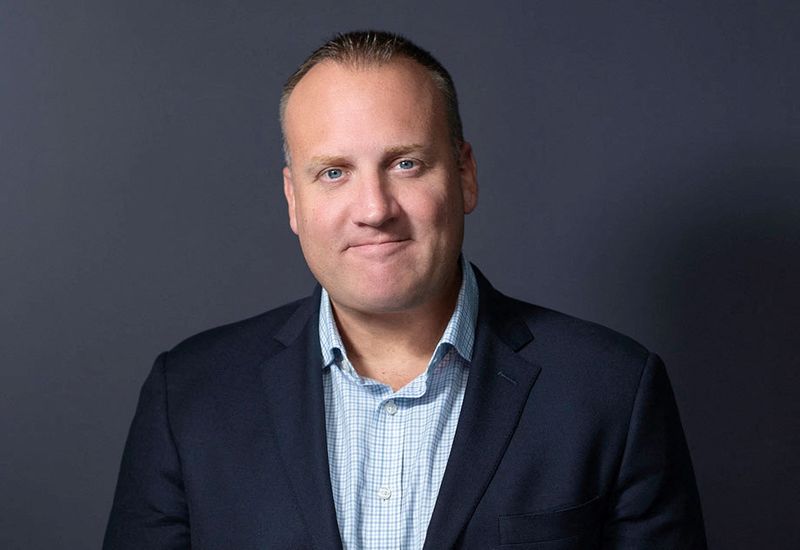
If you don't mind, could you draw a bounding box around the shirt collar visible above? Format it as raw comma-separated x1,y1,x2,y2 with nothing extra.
318,255,479,369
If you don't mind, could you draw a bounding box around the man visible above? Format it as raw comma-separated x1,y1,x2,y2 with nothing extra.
104,31,706,549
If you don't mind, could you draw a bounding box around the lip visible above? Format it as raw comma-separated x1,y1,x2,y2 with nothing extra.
347,239,410,256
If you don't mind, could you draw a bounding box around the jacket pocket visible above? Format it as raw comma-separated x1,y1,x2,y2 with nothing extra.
498,495,604,545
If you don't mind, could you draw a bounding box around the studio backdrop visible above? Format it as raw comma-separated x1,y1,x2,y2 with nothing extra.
1,1,798,548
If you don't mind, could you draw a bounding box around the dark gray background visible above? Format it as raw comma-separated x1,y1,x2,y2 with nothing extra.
2,0,798,548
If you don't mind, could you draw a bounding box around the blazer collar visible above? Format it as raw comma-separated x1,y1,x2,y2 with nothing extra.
423,266,541,550
260,285,344,550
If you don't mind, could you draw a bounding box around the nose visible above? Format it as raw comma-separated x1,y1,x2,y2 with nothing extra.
352,170,397,227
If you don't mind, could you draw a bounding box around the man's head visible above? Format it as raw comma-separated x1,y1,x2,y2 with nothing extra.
281,31,477,319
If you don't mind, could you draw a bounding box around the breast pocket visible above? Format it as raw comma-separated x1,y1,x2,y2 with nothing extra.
498,495,604,546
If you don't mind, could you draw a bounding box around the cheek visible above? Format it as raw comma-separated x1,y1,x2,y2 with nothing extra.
294,201,318,241
400,184,450,225
418,191,462,231
296,201,341,250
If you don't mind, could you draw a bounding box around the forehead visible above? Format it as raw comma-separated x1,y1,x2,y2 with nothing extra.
283,58,449,154
287,57,442,113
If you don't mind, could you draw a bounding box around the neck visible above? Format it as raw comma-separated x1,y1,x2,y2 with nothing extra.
330,268,462,391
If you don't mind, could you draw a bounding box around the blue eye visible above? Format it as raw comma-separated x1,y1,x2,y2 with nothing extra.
324,168,343,180
397,159,415,170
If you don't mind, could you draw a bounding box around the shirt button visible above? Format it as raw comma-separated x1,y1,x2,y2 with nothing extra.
384,400,398,415
377,486,392,500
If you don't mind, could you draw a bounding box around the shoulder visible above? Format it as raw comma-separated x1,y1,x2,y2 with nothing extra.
476,271,653,393
159,294,315,379
482,284,659,419
475,266,649,364
510,295,649,367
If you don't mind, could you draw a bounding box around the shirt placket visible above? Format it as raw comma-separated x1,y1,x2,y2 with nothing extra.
370,392,404,549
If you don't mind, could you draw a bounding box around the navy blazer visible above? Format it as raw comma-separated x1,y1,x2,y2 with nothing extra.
104,270,706,549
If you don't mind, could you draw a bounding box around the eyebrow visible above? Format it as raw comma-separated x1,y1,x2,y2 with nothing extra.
383,143,427,157
304,155,349,176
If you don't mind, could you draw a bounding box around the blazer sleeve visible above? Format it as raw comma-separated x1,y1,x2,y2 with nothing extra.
603,353,707,549
103,352,190,550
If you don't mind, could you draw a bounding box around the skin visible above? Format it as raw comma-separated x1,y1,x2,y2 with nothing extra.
282,58,478,390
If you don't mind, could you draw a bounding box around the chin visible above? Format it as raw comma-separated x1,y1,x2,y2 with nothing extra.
352,295,417,314
337,285,424,315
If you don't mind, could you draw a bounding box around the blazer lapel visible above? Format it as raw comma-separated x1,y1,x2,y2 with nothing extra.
423,272,541,550
259,289,343,550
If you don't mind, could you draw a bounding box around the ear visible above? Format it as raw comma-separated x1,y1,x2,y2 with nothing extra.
458,141,478,214
283,166,299,235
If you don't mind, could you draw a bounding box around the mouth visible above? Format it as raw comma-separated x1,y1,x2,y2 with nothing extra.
346,239,410,255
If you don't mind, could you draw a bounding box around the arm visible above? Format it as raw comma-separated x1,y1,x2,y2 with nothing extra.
103,352,190,550
603,353,707,549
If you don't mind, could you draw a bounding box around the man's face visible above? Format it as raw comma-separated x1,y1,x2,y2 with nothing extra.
282,58,477,316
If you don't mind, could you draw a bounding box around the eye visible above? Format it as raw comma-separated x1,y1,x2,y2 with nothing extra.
322,168,344,180
397,159,416,170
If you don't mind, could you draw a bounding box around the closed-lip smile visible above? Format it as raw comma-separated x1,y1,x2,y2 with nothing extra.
346,238,410,254
349,238,408,248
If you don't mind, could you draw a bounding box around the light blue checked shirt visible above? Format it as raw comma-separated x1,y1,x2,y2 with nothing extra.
319,257,479,550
